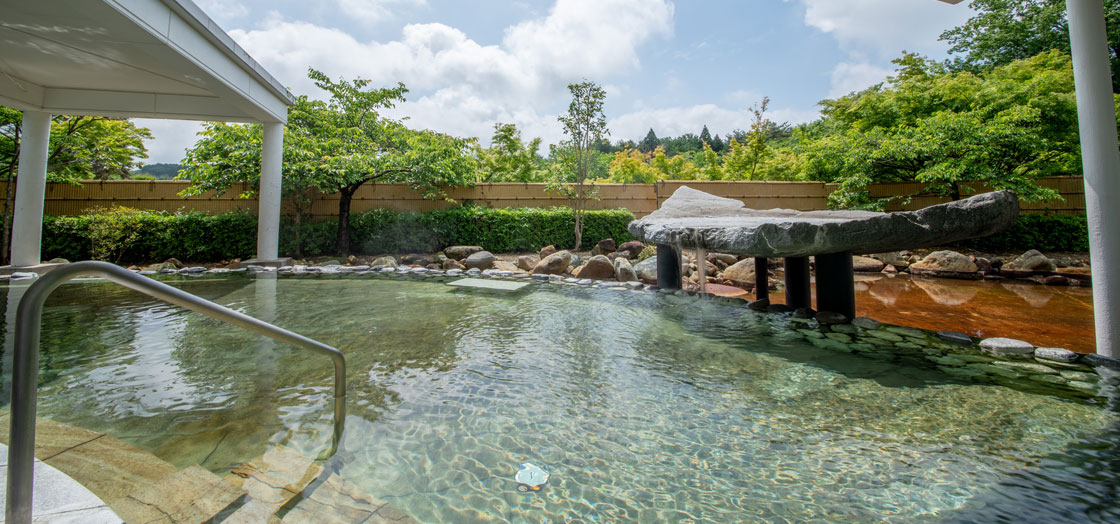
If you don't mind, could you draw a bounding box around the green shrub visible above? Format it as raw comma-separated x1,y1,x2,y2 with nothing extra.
44,207,256,263
952,213,1089,252
43,206,638,263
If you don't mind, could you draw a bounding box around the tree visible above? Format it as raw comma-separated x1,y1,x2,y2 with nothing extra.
477,123,542,182
699,125,713,146
941,0,1120,92
183,68,475,256
1,107,152,263
638,128,660,153
723,96,772,180
607,147,660,183
802,51,1085,209
551,80,609,251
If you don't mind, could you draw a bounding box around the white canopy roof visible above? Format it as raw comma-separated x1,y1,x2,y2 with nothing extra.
0,0,294,123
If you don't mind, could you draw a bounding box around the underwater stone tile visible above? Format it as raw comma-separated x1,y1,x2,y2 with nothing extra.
967,363,1022,379
44,436,178,502
126,465,245,524
225,446,322,506
935,331,973,346
994,361,1060,374
851,317,881,330
1059,370,1099,382
865,330,904,342
927,356,967,367
884,325,926,338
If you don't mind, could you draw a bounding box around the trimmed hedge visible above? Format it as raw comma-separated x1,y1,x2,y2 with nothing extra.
952,214,1089,253
43,206,636,263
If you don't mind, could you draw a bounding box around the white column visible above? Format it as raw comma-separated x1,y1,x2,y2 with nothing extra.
256,122,284,261
10,111,51,268
1068,0,1120,357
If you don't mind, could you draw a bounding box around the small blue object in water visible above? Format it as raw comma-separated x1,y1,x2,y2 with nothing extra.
515,463,549,492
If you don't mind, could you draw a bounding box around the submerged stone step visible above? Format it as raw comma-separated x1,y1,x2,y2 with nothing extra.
117,465,245,524
446,277,530,292
281,474,416,524
221,446,323,524
0,411,243,523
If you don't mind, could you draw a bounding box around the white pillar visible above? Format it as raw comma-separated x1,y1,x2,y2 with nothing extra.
1068,0,1120,357
10,111,51,268
256,122,284,261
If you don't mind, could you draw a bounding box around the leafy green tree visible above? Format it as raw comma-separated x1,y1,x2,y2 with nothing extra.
638,128,660,153
803,51,1085,209
477,123,542,182
699,125,713,147
1,106,151,263
941,0,1120,92
182,68,474,256
607,147,660,183
723,97,772,179
550,80,609,250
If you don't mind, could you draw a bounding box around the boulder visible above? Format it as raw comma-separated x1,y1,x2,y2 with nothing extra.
628,186,1019,257
871,252,910,268
909,251,980,279
972,256,993,274
371,256,398,268
442,258,465,270
532,250,573,274
164,257,185,269
721,259,757,285
852,256,886,273
539,245,558,259
1043,275,1070,286
400,253,434,266
464,251,495,270
516,255,537,271
493,260,520,272
575,255,615,279
979,337,1035,356
617,240,646,258
614,257,638,282
143,261,179,272
592,238,617,255
444,246,484,261
1005,249,1056,272
607,250,631,261
46,258,70,264
633,256,659,283
709,253,739,266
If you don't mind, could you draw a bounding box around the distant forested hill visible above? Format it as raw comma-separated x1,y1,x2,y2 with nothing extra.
131,163,183,179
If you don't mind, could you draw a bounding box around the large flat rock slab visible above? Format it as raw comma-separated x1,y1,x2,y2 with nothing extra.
628,186,1019,257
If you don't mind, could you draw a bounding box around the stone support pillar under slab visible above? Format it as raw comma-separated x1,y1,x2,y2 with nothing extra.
656,244,682,290
814,251,855,319
1067,0,1119,357
256,122,284,262
754,257,769,302
783,256,811,309
9,111,51,268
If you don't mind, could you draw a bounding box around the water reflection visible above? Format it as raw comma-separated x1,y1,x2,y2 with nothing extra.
852,275,1095,353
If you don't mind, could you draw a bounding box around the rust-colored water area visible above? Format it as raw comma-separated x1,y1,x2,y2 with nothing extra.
764,274,1096,353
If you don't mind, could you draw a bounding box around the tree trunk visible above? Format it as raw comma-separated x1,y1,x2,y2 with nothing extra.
336,186,355,256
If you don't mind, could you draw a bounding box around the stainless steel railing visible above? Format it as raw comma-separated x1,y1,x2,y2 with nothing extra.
4,261,346,524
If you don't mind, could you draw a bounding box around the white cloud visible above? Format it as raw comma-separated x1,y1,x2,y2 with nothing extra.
828,62,892,98
195,0,249,27
132,119,204,164
797,0,974,59
226,0,675,146
337,0,427,24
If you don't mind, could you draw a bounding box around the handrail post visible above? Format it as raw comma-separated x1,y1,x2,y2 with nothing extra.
4,261,346,523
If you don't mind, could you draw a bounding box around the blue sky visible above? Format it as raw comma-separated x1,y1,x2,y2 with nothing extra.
139,0,976,163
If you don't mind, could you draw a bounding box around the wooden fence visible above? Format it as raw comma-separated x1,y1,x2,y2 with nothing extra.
5,176,1085,219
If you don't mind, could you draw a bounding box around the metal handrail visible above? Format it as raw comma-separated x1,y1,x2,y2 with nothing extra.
4,261,346,524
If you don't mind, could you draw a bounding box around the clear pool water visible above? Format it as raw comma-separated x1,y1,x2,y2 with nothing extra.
2,274,1117,523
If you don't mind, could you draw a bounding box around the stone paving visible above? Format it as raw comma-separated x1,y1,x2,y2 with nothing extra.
0,413,417,523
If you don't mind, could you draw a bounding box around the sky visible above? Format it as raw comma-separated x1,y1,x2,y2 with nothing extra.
137,0,977,164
